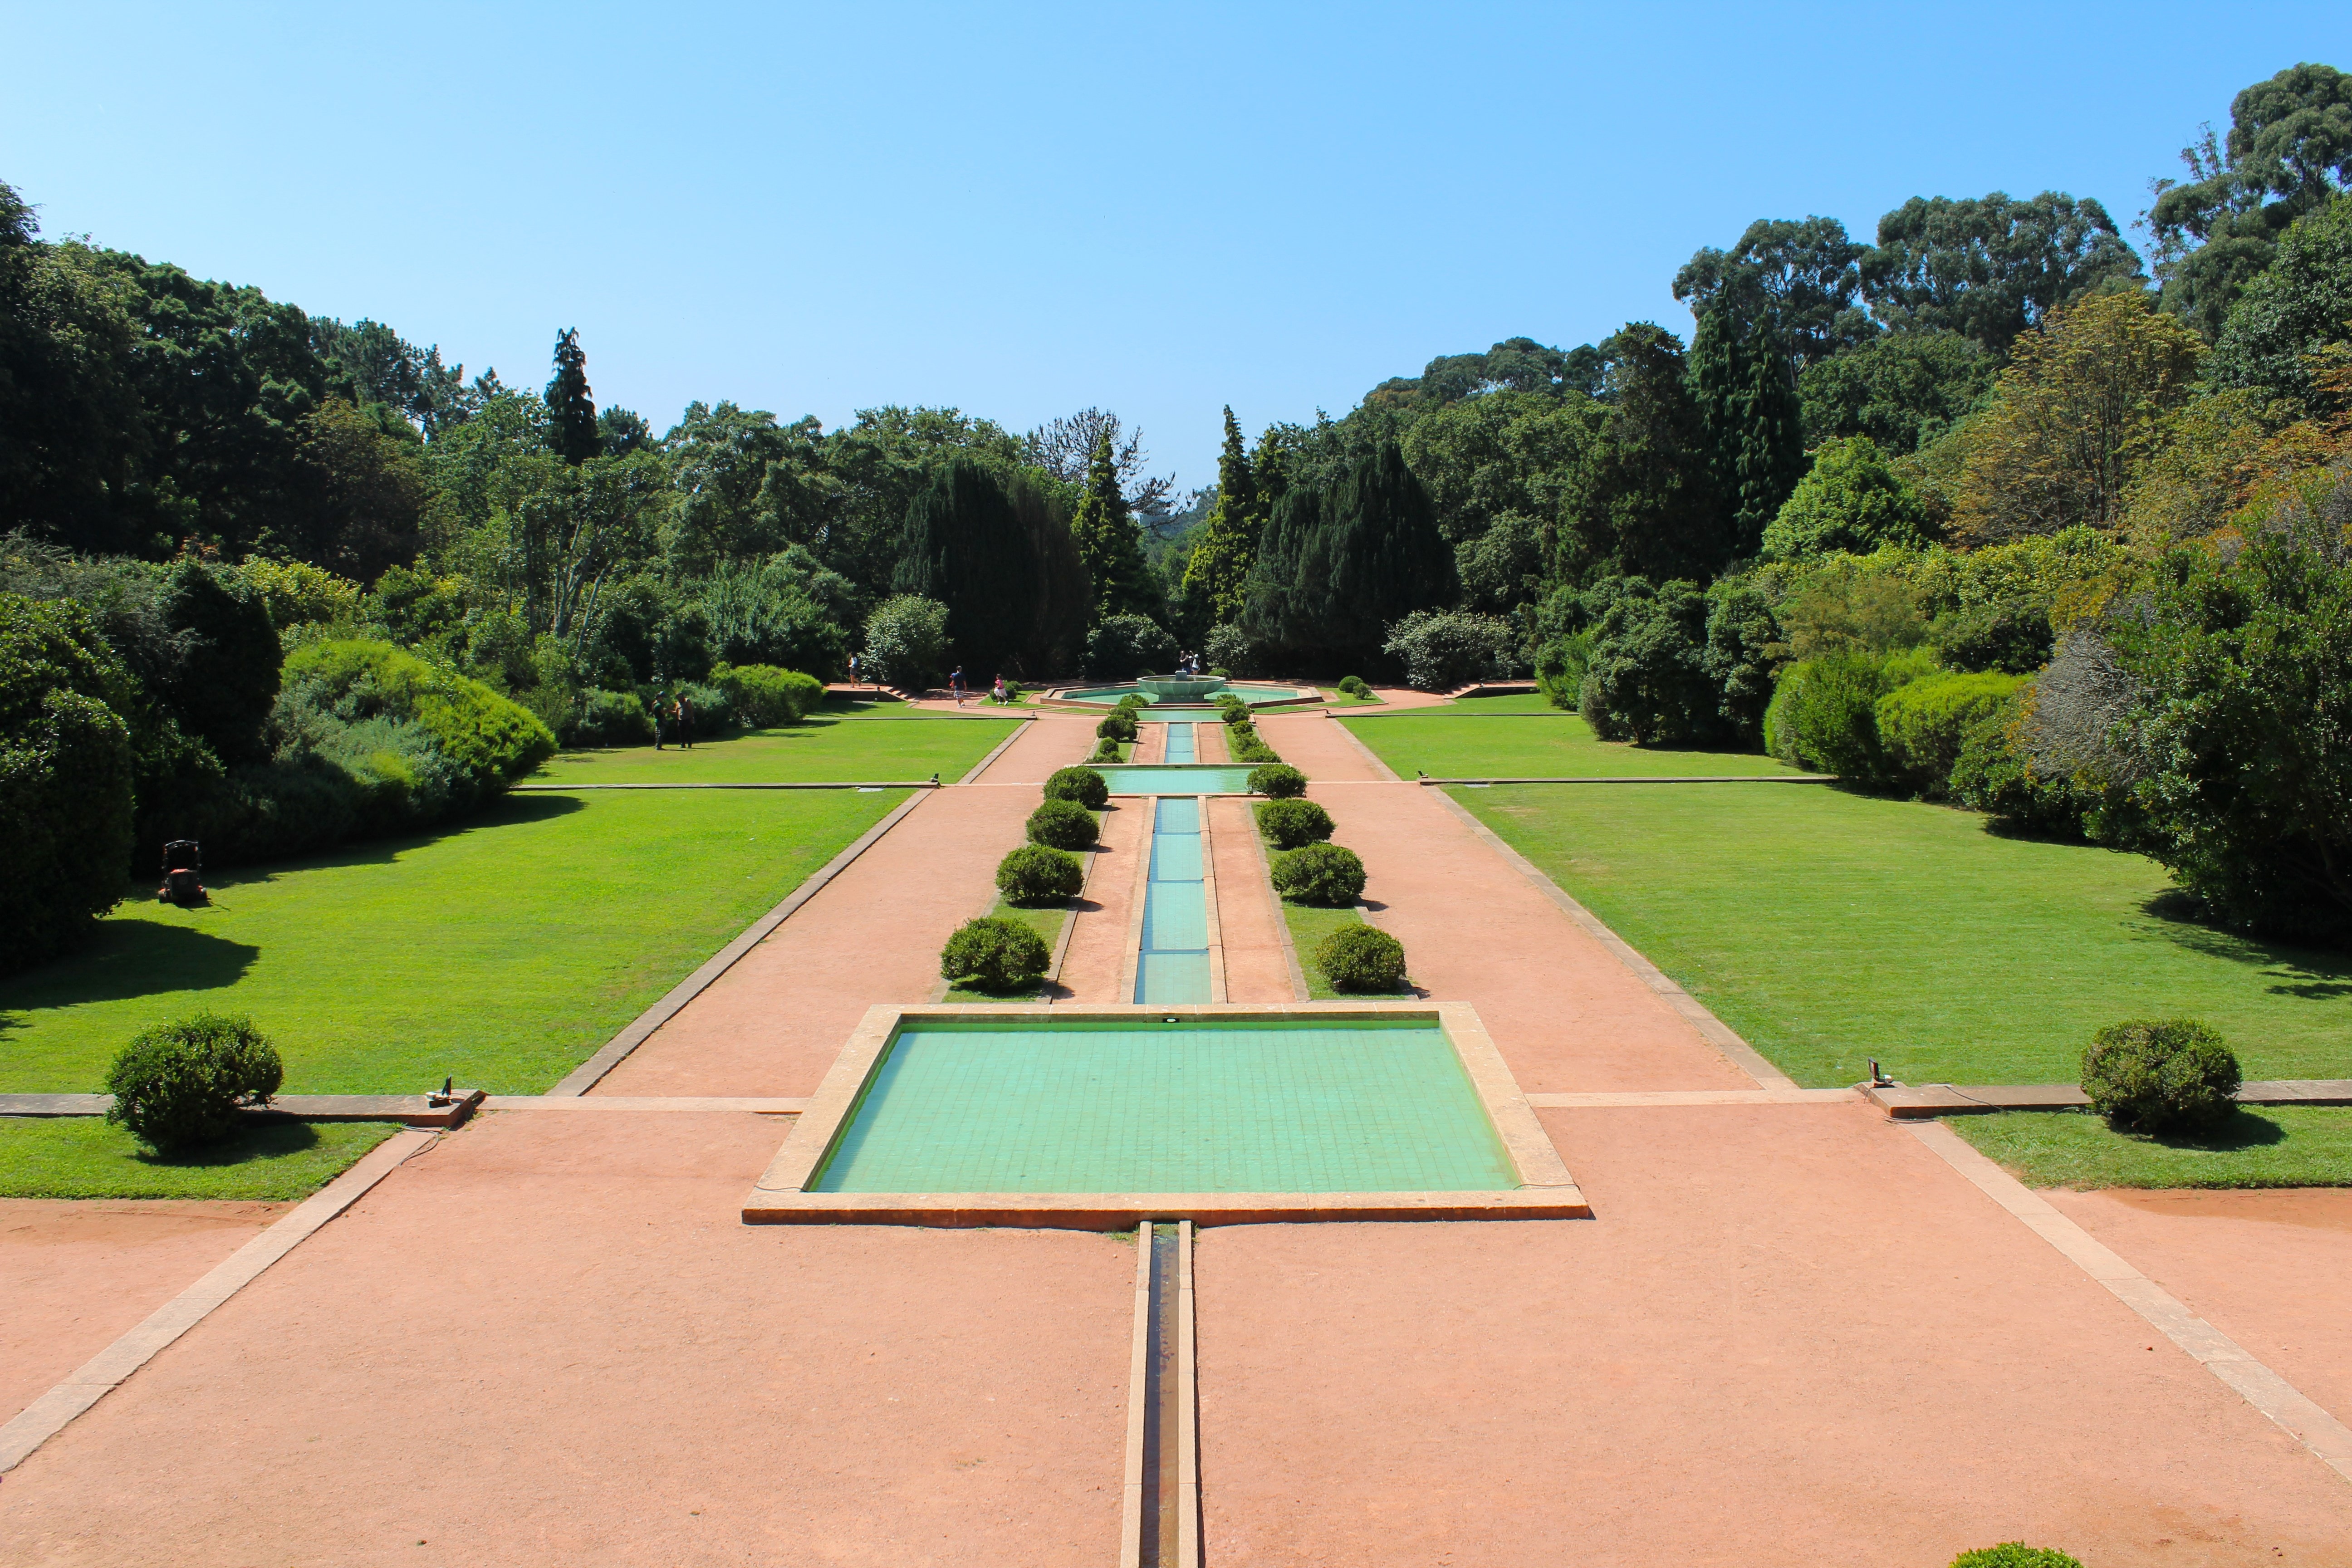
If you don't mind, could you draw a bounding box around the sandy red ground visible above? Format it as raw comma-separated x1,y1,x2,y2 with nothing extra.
7,699,2347,1565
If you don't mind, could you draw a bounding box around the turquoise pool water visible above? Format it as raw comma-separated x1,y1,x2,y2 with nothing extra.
1095,764,1256,795
811,1016,1517,1194
1136,795,1210,1003
1163,722,1196,762
1061,682,1310,707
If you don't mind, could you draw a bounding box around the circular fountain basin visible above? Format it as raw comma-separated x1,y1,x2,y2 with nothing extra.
1135,676,1228,701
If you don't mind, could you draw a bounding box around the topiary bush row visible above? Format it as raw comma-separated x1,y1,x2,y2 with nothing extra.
104,1013,284,1153
2082,1018,2240,1134
1096,709,1137,743
1044,764,1109,810
1271,841,1366,906
1028,797,1099,849
996,843,1084,906
1088,738,1122,763
940,916,1051,991
1248,763,1306,799
1226,721,1281,764
1254,797,1333,849
1315,923,1406,991
1335,675,1372,699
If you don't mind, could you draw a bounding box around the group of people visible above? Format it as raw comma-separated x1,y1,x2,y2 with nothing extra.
652,692,696,751
945,667,1014,707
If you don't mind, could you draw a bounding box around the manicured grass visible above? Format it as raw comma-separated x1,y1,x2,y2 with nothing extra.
1422,782,2350,1088
1315,687,1381,707
528,711,1015,785
1954,1107,2352,1190
1279,902,1415,1000
0,1116,399,1200
0,789,908,1095
1344,708,1801,777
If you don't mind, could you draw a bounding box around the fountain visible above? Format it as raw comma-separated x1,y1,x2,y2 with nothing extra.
1133,674,1228,702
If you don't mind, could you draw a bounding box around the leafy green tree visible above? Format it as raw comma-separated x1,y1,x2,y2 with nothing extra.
2148,64,2352,339
1563,325,1726,584
1455,510,1547,612
2109,498,2352,944
292,397,426,581
1672,216,1873,370
1071,429,1160,622
1798,329,1994,454
1576,578,1723,745
1362,337,1606,410
658,402,837,578
1703,576,1783,744
860,593,951,687
1179,408,1263,624
701,549,853,676
545,329,599,465
1761,436,1931,559
0,186,149,556
1,592,136,972
1400,387,1602,547
310,316,473,436
157,558,281,766
1861,191,2145,355
2206,192,2352,413
1951,292,2205,543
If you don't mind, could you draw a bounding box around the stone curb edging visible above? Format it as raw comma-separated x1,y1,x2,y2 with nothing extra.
548,789,934,1096
1412,785,1798,1089
1868,1080,2352,1117
0,1127,441,1474
1906,1119,2352,1488
0,1092,482,1127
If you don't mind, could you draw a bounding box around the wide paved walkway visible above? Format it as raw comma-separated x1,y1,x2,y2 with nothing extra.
6,699,2346,1566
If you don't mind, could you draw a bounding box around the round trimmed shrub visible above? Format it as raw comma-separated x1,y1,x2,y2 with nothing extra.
1271,842,1366,906
1316,923,1406,993
1028,797,1101,850
1229,726,1280,764
939,916,1052,991
1096,710,1137,743
1248,763,1307,799
1254,798,1333,850
1219,697,1251,726
1116,692,1146,711
103,1014,284,1153
996,843,1084,905
1088,739,1122,764
1336,675,1372,698
1044,765,1110,810
2081,1019,2241,1134
1949,1547,2083,1568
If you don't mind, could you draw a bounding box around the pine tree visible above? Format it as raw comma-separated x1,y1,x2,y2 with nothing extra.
1070,429,1158,623
545,328,599,464
1180,407,1261,625
1313,441,1456,665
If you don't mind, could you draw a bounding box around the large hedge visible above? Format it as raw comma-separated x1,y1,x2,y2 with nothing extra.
1764,649,1934,788
1874,670,2025,797
712,663,825,726
1,594,137,972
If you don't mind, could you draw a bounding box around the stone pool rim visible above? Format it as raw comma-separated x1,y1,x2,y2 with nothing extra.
742,1001,1589,1229
1038,681,1322,711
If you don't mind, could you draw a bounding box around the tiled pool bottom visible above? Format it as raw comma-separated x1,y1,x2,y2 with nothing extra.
811,1018,1518,1194
1094,764,1256,794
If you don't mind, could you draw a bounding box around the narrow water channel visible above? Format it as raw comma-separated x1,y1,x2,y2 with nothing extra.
1134,777,1211,1004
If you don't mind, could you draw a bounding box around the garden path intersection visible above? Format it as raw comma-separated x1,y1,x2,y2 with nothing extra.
0,701,2346,1565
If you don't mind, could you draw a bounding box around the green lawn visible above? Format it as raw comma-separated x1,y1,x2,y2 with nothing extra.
527,711,1016,785
1954,1107,2352,1190
0,1116,399,1200
0,788,908,1095
1343,708,1802,778
1350,765,2349,1088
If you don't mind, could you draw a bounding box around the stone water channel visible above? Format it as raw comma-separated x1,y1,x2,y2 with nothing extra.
1134,721,1210,1004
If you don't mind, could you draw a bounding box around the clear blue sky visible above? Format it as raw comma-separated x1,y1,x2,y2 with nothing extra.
5,2,2347,491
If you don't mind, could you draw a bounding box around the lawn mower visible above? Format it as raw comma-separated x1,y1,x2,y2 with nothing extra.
158,839,208,906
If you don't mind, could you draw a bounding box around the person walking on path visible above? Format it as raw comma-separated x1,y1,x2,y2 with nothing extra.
848,652,861,692
950,666,965,706
991,673,1008,704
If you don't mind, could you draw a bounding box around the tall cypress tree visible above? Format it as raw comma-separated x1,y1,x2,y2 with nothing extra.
1732,316,1807,558
545,328,600,464
892,459,1036,676
1070,429,1158,622
1238,484,1320,659
1689,308,1805,561
1180,407,1262,625
1312,441,1456,666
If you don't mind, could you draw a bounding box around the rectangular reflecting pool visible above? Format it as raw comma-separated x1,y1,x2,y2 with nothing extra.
811,1016,1517,1194
1094,764,1256,795
745,1004,1592,1227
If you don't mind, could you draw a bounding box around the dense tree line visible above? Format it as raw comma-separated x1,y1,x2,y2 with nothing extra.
5,60,2351,955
